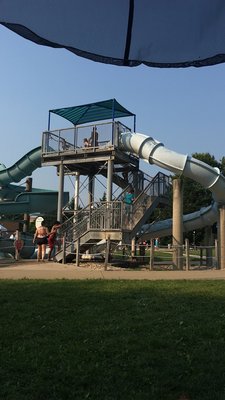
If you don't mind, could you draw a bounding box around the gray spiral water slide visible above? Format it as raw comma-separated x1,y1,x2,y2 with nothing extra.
0,146,69,214
120,132,225,238
0,146,41,185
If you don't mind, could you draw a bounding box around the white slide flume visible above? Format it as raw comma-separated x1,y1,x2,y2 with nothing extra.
120,132,225,238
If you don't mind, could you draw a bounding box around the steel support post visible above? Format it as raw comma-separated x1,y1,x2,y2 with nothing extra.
172,177,184,270
57,162,64,223
23,177,32,233
106,158,113,202
219,205,225,269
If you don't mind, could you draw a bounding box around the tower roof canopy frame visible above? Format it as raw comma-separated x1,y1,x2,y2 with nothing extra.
49,99,135,129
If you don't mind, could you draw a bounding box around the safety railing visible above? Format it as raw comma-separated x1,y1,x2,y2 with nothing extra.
59,201,124,247
42,120,134,155
133,172,171,206
131,172,171,226
57,172,171,258
116,172,171,227
60,172,170,243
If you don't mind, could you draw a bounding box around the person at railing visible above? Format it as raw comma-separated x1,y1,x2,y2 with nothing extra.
139,241,146,262
122,171,129,182
83,137,91,147
60,138,70,151
154,238,160,249
89,126,99,147
48,221,61,261
123,187,135,224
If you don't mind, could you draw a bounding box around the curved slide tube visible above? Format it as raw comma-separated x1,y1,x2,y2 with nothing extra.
141,203,218,239
0,146,41,185
0,146,69,215
120,132,225,237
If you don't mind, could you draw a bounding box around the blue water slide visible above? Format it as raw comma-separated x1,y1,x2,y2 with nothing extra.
0,146,69,214
0,146,42,185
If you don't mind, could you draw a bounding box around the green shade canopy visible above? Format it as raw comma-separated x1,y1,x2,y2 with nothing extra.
49,99,135,127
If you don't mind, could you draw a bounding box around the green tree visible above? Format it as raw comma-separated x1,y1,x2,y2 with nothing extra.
183,152,221,244
220,156,225,175
183,152,220,214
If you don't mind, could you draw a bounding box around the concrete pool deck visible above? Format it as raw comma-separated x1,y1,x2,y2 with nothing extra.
0,259,225,280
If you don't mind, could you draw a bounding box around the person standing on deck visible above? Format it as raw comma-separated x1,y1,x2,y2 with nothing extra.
124,187,135,223
48,221,61,261
90,126,99,146
33,221,49,262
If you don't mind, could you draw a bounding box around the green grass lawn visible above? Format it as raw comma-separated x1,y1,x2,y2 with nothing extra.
1,280,225,400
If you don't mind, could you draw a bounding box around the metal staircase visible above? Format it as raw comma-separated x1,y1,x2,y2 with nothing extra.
126,172,170,237
56,172,171,262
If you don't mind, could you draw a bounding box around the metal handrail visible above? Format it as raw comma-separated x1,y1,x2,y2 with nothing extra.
134,172,170,202
132,172,171,219
57,172,171,256
59,201,124,245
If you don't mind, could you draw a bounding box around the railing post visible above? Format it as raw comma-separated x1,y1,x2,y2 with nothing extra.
105,235,111,271
215,239,219,269
200,248,203,266
185,238,190,270
76,238,80,267
62,234,66,264
131,238,136,259
15,230,19,261
149,238,154,270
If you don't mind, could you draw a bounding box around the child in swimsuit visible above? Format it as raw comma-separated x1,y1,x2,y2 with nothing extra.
48,221,61,261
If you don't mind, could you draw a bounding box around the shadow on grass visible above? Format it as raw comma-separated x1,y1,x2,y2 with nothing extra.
1,280,225,400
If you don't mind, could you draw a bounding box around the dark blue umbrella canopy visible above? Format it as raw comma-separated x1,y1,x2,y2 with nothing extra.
1,0,225,68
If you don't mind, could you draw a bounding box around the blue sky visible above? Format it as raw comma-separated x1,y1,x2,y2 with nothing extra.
0,25,225,201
